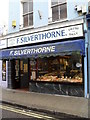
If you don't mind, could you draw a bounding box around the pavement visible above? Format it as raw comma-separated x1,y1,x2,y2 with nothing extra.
0,87,89,119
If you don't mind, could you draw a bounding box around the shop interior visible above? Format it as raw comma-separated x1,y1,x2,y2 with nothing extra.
10,53,83,90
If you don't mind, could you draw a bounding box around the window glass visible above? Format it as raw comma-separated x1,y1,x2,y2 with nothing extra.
30,54,83,83
51,0,66,5
51,0,58,5
23,15,28,27
52,6,59,21
23,2,28,14
29,13,33,26
60,3,67,19
59,0,66,3
37,58,48,76
29,0,33,12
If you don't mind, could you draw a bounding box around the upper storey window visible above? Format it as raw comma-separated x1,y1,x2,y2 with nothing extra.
23,0,33,27
51,0,67,22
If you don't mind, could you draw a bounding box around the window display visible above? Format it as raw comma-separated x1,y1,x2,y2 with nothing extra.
30,54,83,83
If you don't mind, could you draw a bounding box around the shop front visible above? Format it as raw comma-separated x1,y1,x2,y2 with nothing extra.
0,23,86,97
1,39,85,97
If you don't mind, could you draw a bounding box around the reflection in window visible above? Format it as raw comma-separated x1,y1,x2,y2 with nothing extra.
60,4,67,19
23,0,33,27
29,13,33,26
52,6,59,21
23,15,28,27
23,2,28,14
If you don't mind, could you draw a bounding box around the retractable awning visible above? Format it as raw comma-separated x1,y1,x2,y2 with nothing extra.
0,39,85,60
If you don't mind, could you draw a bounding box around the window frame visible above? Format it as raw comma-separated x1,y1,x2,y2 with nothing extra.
51,0,67,22
23,0,33,28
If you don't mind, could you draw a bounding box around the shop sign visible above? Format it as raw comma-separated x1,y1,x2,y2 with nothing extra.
9,46,56,56
1,39,85,59
8,24,83,47
0,39,7,49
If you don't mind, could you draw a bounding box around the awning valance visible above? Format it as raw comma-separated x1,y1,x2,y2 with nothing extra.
0,39,85,59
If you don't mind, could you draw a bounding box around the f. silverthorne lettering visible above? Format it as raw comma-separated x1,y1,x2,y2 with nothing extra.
10,46,56,56
17,30,66,44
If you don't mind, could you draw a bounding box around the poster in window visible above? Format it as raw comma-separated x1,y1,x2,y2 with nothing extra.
31,71,36,80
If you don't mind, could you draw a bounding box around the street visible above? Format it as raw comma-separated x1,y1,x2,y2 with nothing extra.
0,103,56,120
1,87,90,120
0,103,84,120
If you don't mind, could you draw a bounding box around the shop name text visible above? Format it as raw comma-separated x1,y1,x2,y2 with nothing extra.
9,46,55,56
8,24,83,47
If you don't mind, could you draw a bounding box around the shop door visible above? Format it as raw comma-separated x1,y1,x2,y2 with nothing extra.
20,59,29,89
11,60,20,89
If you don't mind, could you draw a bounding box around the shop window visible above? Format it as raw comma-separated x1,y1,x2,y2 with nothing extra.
30,54,83,83
2,60,6,81
23,0,33,27
30,59,37,80
51,0,67,22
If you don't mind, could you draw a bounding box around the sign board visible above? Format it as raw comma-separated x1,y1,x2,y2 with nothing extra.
8,24,83,47
0,39,7,49
1,39,85,59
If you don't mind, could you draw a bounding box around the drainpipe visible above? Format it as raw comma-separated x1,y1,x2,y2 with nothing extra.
86,14,90,98
84,17,89,98
87,30,90,98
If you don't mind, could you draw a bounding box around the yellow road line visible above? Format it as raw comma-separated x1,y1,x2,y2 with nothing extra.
0,105,54,119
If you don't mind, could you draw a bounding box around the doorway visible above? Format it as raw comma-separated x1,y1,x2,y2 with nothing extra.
11,60,20,89
11,59,29,90
20,59,29,89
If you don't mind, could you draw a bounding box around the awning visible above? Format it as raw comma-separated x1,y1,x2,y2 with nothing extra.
0,39,85,59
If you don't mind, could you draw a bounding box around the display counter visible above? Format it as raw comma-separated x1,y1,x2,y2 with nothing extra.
29,54,84,97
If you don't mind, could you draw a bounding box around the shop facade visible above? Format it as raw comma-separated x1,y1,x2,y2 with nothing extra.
0,21,86,97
